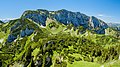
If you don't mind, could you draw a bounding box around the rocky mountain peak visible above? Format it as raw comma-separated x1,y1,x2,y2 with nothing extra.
21,9,108,34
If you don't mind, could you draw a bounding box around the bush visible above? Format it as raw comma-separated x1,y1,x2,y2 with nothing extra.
75,57,82,61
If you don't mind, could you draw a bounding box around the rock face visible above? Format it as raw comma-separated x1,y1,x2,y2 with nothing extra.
20,28,34,37
7,35,17,42
21,9,108,34
7,19,34,43
7,28,34,42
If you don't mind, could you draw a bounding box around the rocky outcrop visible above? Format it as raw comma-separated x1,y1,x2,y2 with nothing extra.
21,9,108,34
7,28,34,42
20,28,34,37
89,16,108,34
6,19,35,42
22,9,49,26
7,35,17,42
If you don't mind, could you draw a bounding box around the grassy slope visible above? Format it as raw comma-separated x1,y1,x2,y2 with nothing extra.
104,60,120,67
67,61,101,67
67,59,120,67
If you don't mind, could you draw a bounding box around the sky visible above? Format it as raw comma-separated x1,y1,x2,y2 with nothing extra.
0,0,120,23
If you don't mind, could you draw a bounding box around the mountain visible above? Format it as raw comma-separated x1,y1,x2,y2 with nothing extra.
107,23,120,31
0,9,120,67
21,9,108,34
107,23,120,27
0,9,109,43
0,19,10,23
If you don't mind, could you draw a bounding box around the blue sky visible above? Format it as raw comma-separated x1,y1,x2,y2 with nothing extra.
0,0,120,23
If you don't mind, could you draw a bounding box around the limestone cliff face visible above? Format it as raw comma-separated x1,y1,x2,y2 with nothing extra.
6,19,35,42
6,9,109,42
7,28,34,42
20,28,34,37
22,9,108,34
7,35,17,42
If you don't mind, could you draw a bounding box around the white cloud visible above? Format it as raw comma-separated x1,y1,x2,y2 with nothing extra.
97,14,112,18
95,14,114,23
97,15,120,23
97,14,104,17
0,18,18,20
0,18,18,22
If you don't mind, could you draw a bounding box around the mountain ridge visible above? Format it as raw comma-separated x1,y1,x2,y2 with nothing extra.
1,9,117,43
21,9,108,34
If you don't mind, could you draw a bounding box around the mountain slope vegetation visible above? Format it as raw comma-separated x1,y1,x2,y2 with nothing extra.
0,9,120,67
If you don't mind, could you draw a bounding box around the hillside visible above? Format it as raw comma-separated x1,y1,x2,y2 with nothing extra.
0,9,120,67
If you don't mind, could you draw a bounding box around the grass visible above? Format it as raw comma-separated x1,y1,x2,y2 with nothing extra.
47,23,66,34
104,60,120,67
67,61,101,67
0,32,5,39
